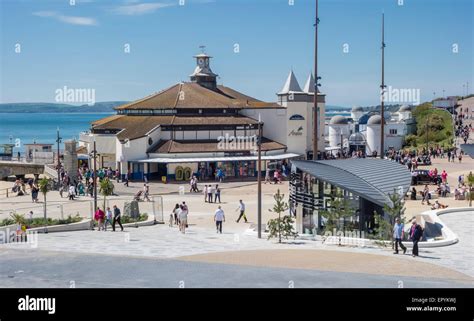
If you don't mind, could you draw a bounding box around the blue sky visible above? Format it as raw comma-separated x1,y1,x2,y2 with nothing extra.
0,0,472,106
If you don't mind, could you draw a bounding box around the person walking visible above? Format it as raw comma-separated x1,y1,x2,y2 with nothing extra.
112,205,123,232
409,219,423,257
178,205,188,234
104,207,113,231
214,184,221,203
235,200,248,223
392,217,407,255
143,184,151,202
208,185,214,204
94,207,105,231
172,203,180,226
68,184,75,200
124,173,129,187
203,185,208,202
441,170,448,184
214,205,225,234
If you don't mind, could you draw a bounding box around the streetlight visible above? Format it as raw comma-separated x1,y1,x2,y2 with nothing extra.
56,127,62,189
257,114,262,239
89,136,99,219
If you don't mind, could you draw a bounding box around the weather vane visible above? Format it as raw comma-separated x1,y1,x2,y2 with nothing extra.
199,45,206,53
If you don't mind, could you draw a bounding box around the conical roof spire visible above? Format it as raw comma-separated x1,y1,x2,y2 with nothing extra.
303,72,315,93
279,70,302,94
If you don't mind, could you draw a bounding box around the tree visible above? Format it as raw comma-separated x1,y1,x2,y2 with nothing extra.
374,190,406,243
38,177,51,233
267,189,297,243
467,171,474,207
99,178,115,211
319,191,356,235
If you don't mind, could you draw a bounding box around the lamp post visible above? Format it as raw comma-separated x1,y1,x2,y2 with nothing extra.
312,0,320,160
380,13,386,159
257,114,262,239
56,127,62,189
90,136,98,214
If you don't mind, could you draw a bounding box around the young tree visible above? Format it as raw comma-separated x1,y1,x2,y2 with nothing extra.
38,177,50,233
267,189,296,243
375,190,406,243
467,171,474,207
319,191,356,235
99,178,115,211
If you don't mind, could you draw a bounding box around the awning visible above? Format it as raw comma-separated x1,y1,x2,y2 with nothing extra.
133,153,302,164
78,154,89,160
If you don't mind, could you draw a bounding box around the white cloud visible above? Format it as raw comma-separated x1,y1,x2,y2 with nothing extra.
111,2,174,15
32,11,97,26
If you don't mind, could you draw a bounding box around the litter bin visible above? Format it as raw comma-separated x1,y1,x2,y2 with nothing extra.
161,176,167,184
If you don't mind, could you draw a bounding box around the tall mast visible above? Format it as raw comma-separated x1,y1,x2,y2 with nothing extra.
312,0,319,160
380,13,386,158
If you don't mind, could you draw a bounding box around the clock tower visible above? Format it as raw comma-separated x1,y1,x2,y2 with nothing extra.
190,53,218,90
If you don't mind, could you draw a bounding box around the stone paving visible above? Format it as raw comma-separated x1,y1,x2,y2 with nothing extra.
1,209,472,281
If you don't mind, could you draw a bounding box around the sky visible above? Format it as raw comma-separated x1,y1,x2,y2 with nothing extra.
0,0,473,107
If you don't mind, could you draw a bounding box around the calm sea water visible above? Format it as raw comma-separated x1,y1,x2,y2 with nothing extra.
0,113,113,153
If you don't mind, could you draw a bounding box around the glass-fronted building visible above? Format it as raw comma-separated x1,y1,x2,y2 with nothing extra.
289,159,412,235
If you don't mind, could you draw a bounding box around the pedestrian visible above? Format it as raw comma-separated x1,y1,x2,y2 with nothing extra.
441,170,448,184
204,185,208,202
214,205,225,234
112,205,123,232
94,207,105,231
68,184,75,200
104,207,113,231
143,184,151,201
31,184,39,203
124,173,129,187
214,184,221,203
179,205,188,234
208,185,213,203
392,217,407,255
172,203,180,226
409,219,423,257
235,200,248,223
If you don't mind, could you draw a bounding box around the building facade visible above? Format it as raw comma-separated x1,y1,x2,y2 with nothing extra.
80,54,326,180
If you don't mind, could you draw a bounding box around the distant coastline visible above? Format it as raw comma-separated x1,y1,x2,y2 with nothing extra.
0,102,353,113
0,102,128,113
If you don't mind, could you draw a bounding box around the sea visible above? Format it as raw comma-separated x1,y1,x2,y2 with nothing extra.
0,113,113,154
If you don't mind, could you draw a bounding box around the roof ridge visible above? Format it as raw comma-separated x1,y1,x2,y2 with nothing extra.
174,83,183,108
116,83,180,110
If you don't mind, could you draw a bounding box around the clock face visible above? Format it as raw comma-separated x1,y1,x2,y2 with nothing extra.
198,58,204,65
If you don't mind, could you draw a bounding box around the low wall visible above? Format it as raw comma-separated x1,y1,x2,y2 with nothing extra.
28,219,92,233
245,207,472,248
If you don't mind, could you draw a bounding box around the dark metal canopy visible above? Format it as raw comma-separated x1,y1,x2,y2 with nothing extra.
292,159,412,208
460,144,474,159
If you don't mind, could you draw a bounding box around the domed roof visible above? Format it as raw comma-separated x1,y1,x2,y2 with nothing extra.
329,115,348,125
349,132,365,142
367,115,385,125
351,106,364,112
399,105,411,112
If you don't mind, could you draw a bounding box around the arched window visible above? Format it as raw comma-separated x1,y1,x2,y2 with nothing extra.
289,114,305,120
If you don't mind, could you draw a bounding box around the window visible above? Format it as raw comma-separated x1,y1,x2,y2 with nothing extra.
389,129,398,135
289,114,305,120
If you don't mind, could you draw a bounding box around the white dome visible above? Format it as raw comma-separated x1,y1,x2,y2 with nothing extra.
329,115,348,125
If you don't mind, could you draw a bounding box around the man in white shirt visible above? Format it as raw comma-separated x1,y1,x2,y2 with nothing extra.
235,200,248,223
214,206,225,234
